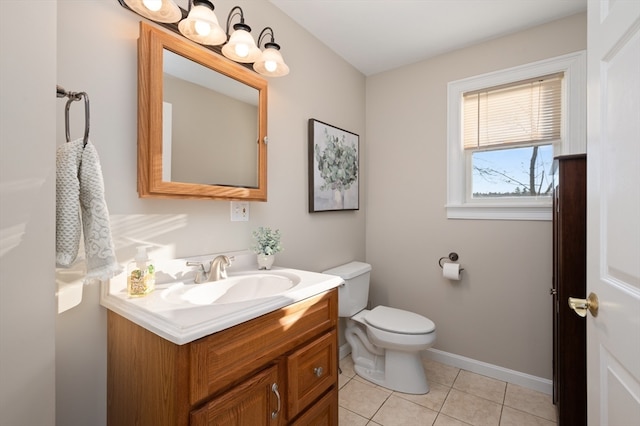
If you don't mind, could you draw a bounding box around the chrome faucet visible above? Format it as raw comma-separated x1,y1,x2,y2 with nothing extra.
208,255,232,281
186,255,234,283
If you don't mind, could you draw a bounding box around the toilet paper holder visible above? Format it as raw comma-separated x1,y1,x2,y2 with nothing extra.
438,252,464,272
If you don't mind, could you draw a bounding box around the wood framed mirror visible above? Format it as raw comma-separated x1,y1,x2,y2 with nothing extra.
137,22,268,201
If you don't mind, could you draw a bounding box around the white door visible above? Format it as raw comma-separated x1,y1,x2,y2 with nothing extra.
585,0,640,424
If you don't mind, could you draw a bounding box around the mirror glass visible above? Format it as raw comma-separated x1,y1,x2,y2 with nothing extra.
138,22,268,200
163,50,258,187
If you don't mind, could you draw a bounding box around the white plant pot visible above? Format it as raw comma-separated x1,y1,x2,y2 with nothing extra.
257,254,275,270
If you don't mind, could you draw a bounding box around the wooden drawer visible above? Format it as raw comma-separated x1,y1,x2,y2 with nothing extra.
287,329,337,419
290,389,338,426
189,290,338,404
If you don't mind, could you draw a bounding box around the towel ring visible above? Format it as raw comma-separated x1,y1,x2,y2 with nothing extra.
57,85,90,147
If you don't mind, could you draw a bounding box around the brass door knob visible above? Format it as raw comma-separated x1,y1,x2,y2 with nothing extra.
568,292,599,317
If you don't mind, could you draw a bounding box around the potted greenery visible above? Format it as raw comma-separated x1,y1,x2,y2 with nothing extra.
252,227,283,270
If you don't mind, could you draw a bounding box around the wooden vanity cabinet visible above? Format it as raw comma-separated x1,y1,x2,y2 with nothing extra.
107,289,339,425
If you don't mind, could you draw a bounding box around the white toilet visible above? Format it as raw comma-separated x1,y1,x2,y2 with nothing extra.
323,261,436,394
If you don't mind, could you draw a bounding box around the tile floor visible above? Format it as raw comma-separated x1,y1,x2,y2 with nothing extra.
338,357,557,426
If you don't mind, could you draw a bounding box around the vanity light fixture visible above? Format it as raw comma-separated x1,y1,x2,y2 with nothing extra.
253,27,290,77
117,0,290,77
221,6,262,63
178,0,226,45
122,0,181,23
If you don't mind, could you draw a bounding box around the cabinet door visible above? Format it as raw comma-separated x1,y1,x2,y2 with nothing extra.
552,155,587,425
190,365,282,426
551,166,559,405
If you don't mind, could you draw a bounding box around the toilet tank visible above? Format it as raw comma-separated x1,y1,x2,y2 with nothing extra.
322,262,372,317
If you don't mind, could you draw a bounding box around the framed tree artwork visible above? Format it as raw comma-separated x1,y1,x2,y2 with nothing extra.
308,119,359,212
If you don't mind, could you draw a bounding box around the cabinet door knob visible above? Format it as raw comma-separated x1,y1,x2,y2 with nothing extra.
313,366,324,377
568,292,599,317
271,383,281,419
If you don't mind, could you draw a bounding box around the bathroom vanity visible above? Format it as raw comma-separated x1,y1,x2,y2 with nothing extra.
102,257,342,425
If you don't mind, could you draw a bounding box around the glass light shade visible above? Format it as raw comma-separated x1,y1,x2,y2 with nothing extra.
123,0,181,23
253,47,289,77
142,0,162,12
222,28,262,63
178,4,226,45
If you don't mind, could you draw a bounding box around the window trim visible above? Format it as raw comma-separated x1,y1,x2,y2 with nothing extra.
446,51,586,221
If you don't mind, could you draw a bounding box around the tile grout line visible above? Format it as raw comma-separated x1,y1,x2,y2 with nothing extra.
497,381,507,426
369,391,393,423
339,359,556,425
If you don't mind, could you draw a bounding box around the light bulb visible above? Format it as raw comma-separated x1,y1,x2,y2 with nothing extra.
195,20,211,36
142,0,162,12
253,46,289,77
265,60,277,72
234,43,249,58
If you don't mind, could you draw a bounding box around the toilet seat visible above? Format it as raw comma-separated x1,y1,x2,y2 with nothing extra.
365,306,435,335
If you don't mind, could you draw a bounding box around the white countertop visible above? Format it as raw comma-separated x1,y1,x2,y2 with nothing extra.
100,252,344,345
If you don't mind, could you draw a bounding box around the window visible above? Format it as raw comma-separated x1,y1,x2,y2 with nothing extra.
465,74,562,199
447,51,586,220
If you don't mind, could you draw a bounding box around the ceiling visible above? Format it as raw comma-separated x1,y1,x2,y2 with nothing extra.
269,0,587,76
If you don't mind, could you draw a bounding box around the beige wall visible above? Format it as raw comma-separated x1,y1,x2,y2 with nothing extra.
365,12,587,380
0,2,57,425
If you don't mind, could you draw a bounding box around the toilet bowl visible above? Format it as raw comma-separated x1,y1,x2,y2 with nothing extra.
323,262,436,394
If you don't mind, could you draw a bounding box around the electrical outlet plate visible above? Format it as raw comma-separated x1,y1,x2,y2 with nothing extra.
230,201,249,221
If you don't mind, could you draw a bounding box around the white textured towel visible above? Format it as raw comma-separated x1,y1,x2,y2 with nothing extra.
56,139,121,281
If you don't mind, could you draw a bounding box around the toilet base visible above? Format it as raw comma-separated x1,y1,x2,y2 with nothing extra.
353,349,429,394
345,316,432,394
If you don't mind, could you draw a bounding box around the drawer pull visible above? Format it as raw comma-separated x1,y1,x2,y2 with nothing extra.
313,366,324,377
271,383,281,419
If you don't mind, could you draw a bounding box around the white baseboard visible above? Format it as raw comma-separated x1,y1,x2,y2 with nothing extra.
339,343,552,395
339,343,352,360
423,348,553,395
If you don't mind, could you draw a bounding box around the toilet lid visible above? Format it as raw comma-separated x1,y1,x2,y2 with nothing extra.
365,306,435,335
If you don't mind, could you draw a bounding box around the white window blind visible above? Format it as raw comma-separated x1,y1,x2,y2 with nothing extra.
463,73,563,150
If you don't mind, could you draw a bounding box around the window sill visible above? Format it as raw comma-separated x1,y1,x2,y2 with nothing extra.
445,204,551,221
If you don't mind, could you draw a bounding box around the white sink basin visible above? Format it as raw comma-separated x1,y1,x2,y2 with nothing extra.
161,271,301,305
101,252,345,344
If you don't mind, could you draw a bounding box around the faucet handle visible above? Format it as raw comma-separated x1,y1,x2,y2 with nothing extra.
186,261,206,284
224,255,235,274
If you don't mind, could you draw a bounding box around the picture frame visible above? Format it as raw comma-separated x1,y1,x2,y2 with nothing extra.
308,119,360,212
